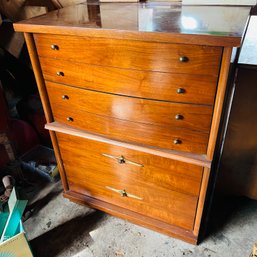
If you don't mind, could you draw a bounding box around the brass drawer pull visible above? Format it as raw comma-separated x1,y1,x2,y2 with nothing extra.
175,114,184,120
56,71,64,76
173,139,182,145
66,117,73,122
179,56,189,62
176,88,185,94
51,44,59,50
105,186,143,200
102,153,143,167
62,95,69,100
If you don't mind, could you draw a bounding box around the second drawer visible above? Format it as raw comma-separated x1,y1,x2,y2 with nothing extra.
46,81,213,131
40,57,218,105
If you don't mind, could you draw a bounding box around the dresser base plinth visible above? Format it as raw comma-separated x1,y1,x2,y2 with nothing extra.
63,190,198,245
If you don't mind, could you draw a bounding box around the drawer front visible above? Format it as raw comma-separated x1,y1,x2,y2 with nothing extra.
47,83,210,154
46,81,213,132
40,57,218,105
56,132,203,230
35,34,222,75
52,109,209,153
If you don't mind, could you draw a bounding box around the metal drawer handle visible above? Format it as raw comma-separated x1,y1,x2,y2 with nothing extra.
105,186,143,200
177,88,185,94
173,139,182,145
62,95,69,100
179,56,189,62
102,153,143,167
66,117,73,122
57,71,64,76
51,44,59,50
175,114,184,120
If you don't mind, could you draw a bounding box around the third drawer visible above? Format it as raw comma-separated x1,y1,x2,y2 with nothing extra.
46,81,211,154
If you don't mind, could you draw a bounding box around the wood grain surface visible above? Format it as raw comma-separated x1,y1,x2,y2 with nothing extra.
56,132,201,230
193,167,211,237
34,34,222,75
57,132,203,196
40,57,218,105
207,47,232,160
47,111,209,154
46,87,210,154
24,33,69,192
45,122,212,168
45,81,213,131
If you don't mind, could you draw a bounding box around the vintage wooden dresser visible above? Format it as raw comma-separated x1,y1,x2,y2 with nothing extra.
14,2,251,243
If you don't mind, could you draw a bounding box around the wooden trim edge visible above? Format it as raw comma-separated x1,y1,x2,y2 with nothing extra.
45,121,211,168
24,33,69,191
207,47,233,160
193,167,211,238
14,24,241,47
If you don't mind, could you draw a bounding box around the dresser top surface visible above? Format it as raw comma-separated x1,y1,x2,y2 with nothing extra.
14,2,251,46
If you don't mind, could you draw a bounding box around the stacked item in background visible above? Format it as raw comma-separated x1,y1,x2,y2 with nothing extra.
0,187,33,257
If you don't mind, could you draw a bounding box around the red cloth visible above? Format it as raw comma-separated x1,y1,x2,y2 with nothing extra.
9,119,39,155
0,87,40,167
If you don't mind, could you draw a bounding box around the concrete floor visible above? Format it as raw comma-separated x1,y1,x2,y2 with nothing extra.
22,181,257,257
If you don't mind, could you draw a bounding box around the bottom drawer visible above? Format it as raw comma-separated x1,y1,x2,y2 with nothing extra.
56,132,204,230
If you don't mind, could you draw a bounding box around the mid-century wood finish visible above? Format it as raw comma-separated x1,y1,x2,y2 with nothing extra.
47,105,210,154
57,132,203,196
45,122,212,168
46,81,213,131
34,34,222,75
14,2,250,244
40,57,218,105
56,132,202,230
45,81,212,153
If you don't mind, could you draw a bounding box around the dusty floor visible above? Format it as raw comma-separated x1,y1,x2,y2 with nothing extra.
21,181,257,257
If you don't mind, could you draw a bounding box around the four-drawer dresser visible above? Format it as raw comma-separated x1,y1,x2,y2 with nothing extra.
14,2,251,243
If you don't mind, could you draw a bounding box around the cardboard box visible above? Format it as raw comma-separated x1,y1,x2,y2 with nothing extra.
0,188,33,256
0,222,33,257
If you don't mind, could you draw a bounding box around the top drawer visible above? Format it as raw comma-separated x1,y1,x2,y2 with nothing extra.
34,34,222,75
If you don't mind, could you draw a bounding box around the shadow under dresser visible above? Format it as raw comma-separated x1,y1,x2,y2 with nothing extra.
14,2,251,244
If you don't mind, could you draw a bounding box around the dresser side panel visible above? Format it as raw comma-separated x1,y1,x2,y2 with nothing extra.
207,47,233,160
24,32,69,191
